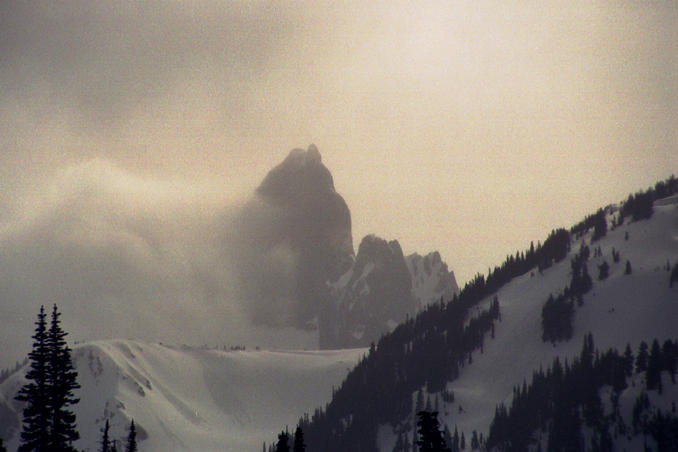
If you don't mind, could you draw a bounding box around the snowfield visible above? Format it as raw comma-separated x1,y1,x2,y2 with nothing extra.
378,201,678,451
0,343,365,451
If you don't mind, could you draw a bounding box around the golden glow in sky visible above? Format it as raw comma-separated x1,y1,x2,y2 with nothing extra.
1,1,676,283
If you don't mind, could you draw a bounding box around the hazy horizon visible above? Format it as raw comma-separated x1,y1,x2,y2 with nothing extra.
1,2,676,364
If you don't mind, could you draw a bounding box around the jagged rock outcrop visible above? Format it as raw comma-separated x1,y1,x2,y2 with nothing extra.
233,145,354,329
232,144,459,348
320,235,417,348
406,251,458,309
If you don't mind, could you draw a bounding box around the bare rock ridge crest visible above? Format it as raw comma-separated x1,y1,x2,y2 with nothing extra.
240,145,458,348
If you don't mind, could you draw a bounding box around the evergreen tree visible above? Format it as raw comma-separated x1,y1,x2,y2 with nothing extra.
670,262,678,288
598,261,609,280
592,209,607,241
16,306,51,452
46,304,80,451
625,260,632,275
541,294,574,342
275,430,290,452
581,262,593,293
416,411,450,452
646,340,663,391
470,431,479,450
623,344,634,377
636,341,649,373
293,426,306,452
100,419,111,452
125,420,137,452
662,340,677,383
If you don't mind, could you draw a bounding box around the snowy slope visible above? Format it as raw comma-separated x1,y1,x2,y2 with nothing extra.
377,200,678,450
0,341,365,451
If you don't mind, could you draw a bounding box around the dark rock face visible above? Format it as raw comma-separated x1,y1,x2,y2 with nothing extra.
320,235,417,349
232,144,458,348
233,145,354,329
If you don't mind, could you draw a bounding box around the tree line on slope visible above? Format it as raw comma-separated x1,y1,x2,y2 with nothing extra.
5,305,138,452
277,175,677,451
271,410,478,452
571,175,678,239
541,242,592,343
281,213,590,451
272,409,474,452
542,175,678,344
286,295,500,452
264,426,306,452
487,333,678,452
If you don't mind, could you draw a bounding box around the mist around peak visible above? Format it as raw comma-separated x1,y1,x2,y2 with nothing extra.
228,145,355,329
227,146,460,348
0,145,460,369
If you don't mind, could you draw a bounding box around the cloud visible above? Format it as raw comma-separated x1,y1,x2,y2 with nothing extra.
0,2,294,122
0,158,318,368
0,1,676,366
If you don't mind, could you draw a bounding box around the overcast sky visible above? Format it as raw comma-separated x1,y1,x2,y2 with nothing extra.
1,1,676,296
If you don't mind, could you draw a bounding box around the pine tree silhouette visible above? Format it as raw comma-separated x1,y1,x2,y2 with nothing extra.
416,411,450,452
46,304,80,450
636,341,649,373
598,261,609,280
125,420,137,452
592,209,607,241
16,306,51,452
100,419,111,452
275,430,290,452
646,340,663,391
293,426,306,452
670,262,678,287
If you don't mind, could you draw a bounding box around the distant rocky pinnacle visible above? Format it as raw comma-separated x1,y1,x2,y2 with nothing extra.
238,145,458,348
321,235,417,348
246,145,354,328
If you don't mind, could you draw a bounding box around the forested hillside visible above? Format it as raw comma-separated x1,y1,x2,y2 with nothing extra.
277,176,678,452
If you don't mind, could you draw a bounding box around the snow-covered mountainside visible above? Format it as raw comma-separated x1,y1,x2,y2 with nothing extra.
406,251,459,309
376,199,678,451
0,341,364,452
283,189,677,451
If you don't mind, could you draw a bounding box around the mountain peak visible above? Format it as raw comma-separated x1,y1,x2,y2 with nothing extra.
257,145,333,201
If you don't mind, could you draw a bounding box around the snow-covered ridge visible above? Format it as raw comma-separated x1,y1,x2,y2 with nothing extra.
0,341,365,452
377,200,678,451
